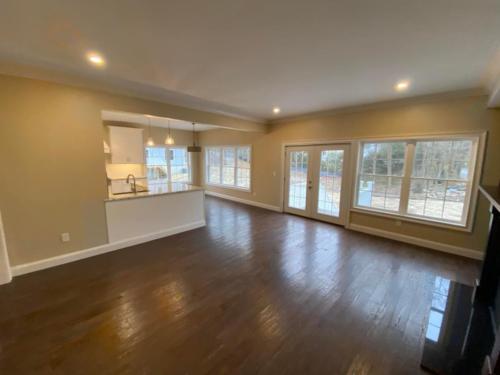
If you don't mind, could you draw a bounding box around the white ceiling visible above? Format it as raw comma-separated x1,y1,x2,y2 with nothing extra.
0,0,499,120
102,110,220,131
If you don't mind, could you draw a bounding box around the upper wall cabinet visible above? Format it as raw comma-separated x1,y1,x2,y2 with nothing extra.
109,126,144,164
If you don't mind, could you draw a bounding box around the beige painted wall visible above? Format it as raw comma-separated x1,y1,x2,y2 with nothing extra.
0,72,498,268
199,95,500,253
0,74,262,266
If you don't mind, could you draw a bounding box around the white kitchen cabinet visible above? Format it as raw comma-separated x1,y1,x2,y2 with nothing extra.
109,126,144,164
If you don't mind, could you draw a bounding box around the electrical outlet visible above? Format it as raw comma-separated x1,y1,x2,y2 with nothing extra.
272,171,277,177
61,232,70,242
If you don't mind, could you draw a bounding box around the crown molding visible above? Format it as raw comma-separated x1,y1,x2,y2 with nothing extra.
269,88,489,125
0,56,265,124
0,55,494,126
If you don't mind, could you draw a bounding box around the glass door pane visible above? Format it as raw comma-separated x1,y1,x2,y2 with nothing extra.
288,150,309,210
317,150,344,217
284,144,349,225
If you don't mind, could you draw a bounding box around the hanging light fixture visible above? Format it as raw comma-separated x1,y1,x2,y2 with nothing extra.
187,122,201,153
146,115,155,146
165,119,175,145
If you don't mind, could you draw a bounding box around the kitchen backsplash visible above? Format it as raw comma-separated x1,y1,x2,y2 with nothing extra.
105,163,145,180
109,178,148,194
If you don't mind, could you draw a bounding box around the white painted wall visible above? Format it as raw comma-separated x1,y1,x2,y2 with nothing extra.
0,210,12,284
105,190,205,243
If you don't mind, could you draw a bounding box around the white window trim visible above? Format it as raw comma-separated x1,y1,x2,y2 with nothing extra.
205,145,252,192
145,145,192,183
352,132,486,232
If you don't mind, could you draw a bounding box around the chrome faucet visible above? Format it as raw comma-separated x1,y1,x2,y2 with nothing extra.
126,174,137,194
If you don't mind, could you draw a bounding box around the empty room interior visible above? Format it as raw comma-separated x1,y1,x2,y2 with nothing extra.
1,1,500,374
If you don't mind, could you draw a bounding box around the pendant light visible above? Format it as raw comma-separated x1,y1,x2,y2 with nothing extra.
165,119,175,145
187,122,201,153
146,115,155,146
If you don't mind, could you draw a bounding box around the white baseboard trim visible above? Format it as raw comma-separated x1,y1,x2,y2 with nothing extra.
0,269,11,285
205,191,282,213
11,220,206,277
347,223,484,260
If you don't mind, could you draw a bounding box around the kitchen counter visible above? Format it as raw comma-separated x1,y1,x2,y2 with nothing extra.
106,182,204,202
104,182,205,243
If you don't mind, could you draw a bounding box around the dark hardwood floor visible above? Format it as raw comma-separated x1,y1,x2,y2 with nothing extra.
0,197,479,374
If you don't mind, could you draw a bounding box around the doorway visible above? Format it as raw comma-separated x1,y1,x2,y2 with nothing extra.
284,144,350,226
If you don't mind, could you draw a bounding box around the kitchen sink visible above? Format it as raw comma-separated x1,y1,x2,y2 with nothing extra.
112,186,149,195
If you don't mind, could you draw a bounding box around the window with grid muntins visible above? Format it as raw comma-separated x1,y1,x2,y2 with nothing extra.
146,147,191,183
357,142,406,212
355,136,478,227
205,146,251,190
408,140,472,222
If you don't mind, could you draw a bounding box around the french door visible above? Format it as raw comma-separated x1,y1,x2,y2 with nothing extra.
284,144,350,225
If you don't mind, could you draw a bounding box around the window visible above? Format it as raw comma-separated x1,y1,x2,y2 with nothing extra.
355,136,480,227
357,142,405,212
205,146,251,190
237,147,251,189
146,147,191,183
169,148,190,182
223,148,235,185
207,148,222,185
146,147,168,182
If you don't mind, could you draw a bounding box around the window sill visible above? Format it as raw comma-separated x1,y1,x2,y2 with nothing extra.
350,206,471,233
205,182,251,193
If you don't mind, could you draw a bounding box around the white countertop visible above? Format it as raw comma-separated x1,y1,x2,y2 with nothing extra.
106,182,204,202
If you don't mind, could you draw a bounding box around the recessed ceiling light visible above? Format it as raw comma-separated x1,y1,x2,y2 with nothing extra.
395,80,410,92
273,107,281,114
87,52,105,67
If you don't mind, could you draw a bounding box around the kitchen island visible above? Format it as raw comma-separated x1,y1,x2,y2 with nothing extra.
105,182,205,243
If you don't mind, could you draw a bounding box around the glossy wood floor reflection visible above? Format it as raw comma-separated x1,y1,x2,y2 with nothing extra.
0,197,479,374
